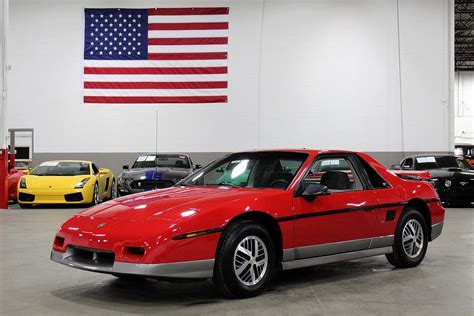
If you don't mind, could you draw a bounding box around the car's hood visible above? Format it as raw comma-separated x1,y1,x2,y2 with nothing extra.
79,186,281,222
23,175,90,189
120,167,191,181
428,168,474,179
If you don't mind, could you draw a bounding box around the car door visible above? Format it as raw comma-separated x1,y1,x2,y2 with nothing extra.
292,154,378,259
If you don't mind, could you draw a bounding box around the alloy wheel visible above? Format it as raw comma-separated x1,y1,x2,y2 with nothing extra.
233,236,268,286
402,219,424,258
93,184,100,205
111,180,118,199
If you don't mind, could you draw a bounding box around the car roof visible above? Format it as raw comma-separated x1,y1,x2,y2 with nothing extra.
232,149,360,155
403,154,456,160
137,153,190,157
40,160,92,164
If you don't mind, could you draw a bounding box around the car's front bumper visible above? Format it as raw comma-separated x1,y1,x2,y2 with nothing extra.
18,187,93,204
50,249,214,279
117,180,176,195
438,187,474,203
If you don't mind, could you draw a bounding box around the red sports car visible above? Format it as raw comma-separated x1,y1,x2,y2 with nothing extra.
8,165,24,202
51,150,444,298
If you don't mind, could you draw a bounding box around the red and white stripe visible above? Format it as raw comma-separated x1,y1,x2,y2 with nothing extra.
84,7,229,104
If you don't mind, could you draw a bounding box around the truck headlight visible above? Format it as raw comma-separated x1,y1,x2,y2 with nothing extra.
75,178,90,189
19,178,27,189
444,180,452,188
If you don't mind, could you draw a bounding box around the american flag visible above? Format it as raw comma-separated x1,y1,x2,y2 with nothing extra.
83,7,229,104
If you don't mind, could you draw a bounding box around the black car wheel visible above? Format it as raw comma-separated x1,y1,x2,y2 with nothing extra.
110,179,118,199
386,207,428,268
213,220,275,299
91,183,100,205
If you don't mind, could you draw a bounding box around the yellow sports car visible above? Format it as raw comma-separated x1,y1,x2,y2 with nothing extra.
17,160,117,208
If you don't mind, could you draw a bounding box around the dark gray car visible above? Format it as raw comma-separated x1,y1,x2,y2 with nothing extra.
392,155,474,206
117,153,199,196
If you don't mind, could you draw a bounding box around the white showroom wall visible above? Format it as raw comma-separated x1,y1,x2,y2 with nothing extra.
6,0,454,160
454,72,474,145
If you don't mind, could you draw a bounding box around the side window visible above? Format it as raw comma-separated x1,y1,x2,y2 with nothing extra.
303,157,363,192
402,158,413,170
91,163,99,175
354,155,389,189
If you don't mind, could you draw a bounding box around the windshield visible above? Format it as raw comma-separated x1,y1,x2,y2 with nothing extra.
31,161,91,176
415,156,471,171
132,155,190,169
455,146,473,156
181,152,308,189
15,161,30,169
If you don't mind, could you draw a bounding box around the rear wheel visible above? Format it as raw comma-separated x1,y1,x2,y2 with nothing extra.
386,208,428,268
213,221,275,299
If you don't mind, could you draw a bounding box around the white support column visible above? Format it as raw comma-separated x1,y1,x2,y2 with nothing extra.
0,0,8,148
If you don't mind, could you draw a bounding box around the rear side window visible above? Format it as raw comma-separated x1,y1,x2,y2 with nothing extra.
91,163,99,174
355,156,389,189
304,157,363,192
402,158,413,169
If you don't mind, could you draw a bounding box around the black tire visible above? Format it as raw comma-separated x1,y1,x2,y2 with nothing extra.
91,183,100,206
386,207,428,268
213,220,275,299
19,203,32,209
110,179,117,200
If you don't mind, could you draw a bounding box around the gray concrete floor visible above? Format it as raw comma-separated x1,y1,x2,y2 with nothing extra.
0,204,473,315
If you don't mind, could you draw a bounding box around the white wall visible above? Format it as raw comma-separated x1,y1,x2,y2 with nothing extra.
6,0,453,154
454,72,474,145
0,0,7,149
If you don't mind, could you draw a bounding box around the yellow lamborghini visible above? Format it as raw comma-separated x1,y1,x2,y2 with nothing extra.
17,160,117,208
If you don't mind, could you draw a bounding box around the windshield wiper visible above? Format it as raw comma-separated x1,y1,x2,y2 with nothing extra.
217,182,240,188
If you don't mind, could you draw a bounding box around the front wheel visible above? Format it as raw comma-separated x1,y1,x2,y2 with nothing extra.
213,221,275,299
91,183,100,206
110,179,118,200
386,208,428,268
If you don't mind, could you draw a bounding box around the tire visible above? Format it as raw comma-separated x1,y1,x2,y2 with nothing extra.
91,183,100,206
110,179,118,200
19,203,32,209
386,207,428,268
213,220,275,299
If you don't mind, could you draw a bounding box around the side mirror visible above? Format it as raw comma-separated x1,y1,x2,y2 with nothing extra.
194,164,202,170
301,183,330,201
390,165,402,170
122,165,129,170
99,168,108,175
